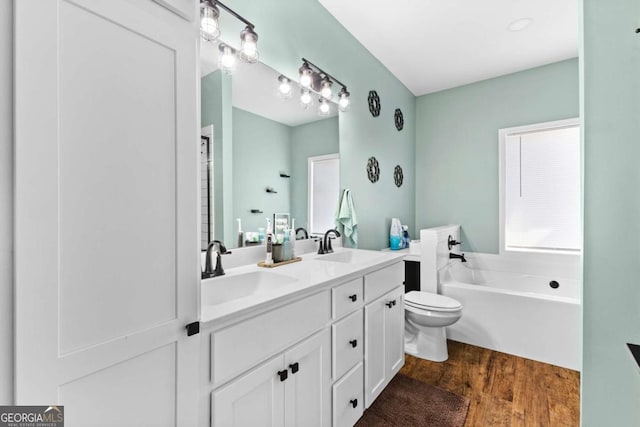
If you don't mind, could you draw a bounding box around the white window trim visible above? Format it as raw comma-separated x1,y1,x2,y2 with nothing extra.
498,118,581,261
307,153,339,236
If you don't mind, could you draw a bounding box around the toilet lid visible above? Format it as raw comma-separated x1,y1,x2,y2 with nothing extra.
405,291,462,310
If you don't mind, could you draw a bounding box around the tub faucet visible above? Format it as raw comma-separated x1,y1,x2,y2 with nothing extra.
203,240,231,279
295,227,309,240
319,229,341,254
449,252,466,263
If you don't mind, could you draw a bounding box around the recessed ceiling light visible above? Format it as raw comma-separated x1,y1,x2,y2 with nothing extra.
508,18,533,32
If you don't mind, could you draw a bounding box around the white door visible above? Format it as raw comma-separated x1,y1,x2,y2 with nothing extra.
364,297,386,408
14,1,200,425
213,356,286,427
284,329,332,427
385,288,405,377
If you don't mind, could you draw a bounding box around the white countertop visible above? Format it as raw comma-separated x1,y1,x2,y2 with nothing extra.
201,248,406,328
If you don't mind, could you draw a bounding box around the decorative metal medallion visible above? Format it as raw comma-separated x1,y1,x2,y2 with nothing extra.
394,165,404,187
368,90,381,117
394,108,404,131
367,157,380,183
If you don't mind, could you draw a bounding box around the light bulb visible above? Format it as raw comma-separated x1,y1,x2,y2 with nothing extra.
320,78,333,100
338,88,350,112
300,89,313,109
318,98,330,116
277,75,293,99
200,1,220,42
219,44,236,74
299,63,313,88
240,26,259,63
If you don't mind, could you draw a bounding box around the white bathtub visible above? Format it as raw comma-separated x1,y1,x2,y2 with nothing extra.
439,257,581,371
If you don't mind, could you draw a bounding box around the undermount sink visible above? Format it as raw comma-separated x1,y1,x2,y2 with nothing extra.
314,250,385,264
202,271,299,306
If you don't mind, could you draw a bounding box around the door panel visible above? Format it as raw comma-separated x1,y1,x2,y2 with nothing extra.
364,298,386,408
284,329,331,427
213,356,285,427
14,1,199,425
385,287,405,376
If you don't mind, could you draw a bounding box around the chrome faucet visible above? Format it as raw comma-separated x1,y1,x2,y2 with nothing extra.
203,240,230,279
318,229,341,254
449,252,466,263
295,227,309,240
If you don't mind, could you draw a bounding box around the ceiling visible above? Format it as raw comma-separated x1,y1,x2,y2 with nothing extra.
201,42,337,127
319,0,579,96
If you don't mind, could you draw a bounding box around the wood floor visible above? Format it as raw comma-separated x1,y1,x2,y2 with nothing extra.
399,340,580,427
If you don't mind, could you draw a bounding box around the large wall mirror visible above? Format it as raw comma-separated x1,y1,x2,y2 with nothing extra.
200,43,341,250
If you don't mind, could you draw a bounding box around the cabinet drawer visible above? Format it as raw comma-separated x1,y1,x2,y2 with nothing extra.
332,310,363,381
364,262,403,303
211,290,331,387
332,277,363,320
332,363,364,427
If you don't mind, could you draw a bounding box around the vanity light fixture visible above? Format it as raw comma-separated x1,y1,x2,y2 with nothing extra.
218,43,236,74
297,58,350,113
277,75,293,99
200,0,259,66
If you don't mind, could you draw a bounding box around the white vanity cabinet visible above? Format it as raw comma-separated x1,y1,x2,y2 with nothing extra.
203,258,405,427
363,263,405,408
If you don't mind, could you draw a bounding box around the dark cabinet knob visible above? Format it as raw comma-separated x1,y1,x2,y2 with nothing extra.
349,339,358,348
278,370,288,381
349,294,357,302
386,301,393,308
289,362,299,374
350,399,358,408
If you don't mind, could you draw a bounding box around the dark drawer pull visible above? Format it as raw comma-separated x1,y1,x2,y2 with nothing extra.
349,294,357,302
278,370,288,381
349,339,358,348
289,362,299,374
350,399,358,408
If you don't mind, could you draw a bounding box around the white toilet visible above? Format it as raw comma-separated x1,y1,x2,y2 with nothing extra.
404,291,462,362
403,224,464,362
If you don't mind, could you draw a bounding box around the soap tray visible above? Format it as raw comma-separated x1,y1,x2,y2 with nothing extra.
257,257,302,268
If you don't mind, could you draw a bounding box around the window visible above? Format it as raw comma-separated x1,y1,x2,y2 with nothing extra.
499,119,581,253
308,154,340,235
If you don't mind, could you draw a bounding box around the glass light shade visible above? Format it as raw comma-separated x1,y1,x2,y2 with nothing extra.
299,63,313,88
318,98,331,116
218,45,236,74
320,78,333,100
240,26,259,63
200,1,220,42
338,88,350,112
300,89,313,109
277,75,293,99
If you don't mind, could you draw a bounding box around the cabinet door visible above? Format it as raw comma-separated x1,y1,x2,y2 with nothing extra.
14,1,199,425
364,286,405,408
385,287,405,377
213,356,285,427
364,296,386,408
284,329,332,427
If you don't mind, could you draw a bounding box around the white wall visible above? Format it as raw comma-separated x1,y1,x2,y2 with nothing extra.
0,0,14,405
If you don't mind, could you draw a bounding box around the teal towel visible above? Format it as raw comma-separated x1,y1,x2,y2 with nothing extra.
335,189,358,247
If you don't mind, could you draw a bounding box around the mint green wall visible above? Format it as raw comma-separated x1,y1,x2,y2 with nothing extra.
224,0,416,250
201,70,233,246
415,59,579,254
582,0,640,424
232,107,292,234
290,117,339,231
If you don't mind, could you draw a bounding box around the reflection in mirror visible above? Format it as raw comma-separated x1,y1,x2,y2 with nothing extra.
200,42,340,249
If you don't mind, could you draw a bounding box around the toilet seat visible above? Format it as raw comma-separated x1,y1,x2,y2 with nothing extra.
405,291,461,312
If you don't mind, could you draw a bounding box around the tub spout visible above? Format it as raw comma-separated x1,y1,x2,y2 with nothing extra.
449,252,466,263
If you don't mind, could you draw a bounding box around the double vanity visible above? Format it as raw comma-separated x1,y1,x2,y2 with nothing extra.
199,246,405,427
